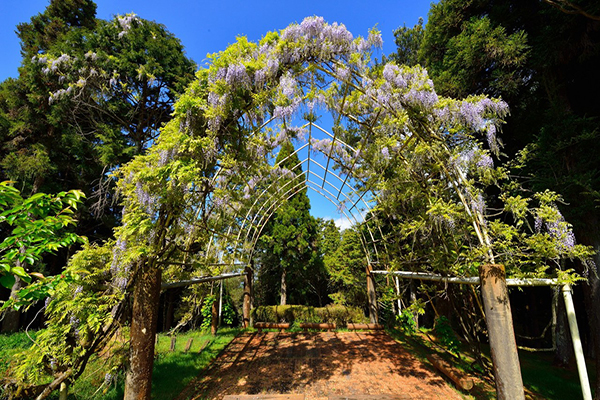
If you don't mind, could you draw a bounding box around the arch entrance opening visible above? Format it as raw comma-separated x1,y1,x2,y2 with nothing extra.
113,16,588,400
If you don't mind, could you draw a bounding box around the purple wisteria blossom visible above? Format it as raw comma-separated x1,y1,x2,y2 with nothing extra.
226,64,251,88
335,65,351,81
279,73,297,98
111,237,129,288
273,98,301,120
471,193,486,217
535,216,543,233
382,64,407,89
254,69,266,87
476,154,494,169
486,124,498,153
243,185,252,200
104,373,115,386
69,315,80,339
404,88,438,109
158,145,178,167
135,181,155,214
300,16,326,38
381,147,390,160
543,207,577,250
212,195,226,209
367,30,384,48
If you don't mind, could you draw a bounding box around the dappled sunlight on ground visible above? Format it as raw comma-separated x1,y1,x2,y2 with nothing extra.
176,331,462,400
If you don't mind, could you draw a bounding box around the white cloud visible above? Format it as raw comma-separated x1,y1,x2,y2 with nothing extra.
334,216,353,231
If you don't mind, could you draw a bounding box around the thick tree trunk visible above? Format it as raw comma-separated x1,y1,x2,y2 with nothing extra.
1,276,24,333
124,260,161,400
280,266,287,306
479,264,525,400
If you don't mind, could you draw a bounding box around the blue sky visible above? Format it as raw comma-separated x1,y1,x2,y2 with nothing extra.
0,0,433,228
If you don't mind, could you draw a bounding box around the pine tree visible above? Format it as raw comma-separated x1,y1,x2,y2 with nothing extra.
256,140,324,306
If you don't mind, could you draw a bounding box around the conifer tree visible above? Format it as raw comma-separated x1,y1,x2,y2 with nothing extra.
256,140,323,305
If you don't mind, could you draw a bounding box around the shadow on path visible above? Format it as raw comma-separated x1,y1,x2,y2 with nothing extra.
177,331,463,400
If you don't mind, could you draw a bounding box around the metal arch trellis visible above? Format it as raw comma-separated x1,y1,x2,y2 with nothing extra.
199,119,389,272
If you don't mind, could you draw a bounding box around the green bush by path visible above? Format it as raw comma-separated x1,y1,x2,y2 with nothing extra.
251,304,368,326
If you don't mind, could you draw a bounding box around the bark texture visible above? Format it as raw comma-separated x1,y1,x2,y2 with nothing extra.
1,276,24,333
124,261,162,400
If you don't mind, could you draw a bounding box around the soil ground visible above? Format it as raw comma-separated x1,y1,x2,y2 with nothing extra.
177,331,465,400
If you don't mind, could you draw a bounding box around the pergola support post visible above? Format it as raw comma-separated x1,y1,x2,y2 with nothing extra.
479,264,525,400
366,263,378,324
562,284,593,400
211,295,218,335
243,265,253,328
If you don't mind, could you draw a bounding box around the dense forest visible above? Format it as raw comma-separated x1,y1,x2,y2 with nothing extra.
1,0,599,399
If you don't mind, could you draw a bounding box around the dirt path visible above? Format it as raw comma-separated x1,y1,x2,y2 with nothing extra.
177,331,464,400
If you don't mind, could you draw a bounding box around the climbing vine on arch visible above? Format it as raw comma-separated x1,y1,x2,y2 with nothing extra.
4,15,594,399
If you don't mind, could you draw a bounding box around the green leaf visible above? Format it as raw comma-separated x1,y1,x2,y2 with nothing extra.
11,266,28,278
0,274,16,289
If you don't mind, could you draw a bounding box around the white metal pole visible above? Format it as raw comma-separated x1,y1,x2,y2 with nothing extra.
561,284,592,400
395,276,402,316
218,280,223,326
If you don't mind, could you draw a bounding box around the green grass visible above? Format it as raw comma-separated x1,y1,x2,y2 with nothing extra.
152,328,240,400
0,328,240,400
519,350,596,400
0,330,38,377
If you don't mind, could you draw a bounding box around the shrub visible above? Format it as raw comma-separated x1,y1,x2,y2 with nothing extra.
251,304,368,326
434,316,461,354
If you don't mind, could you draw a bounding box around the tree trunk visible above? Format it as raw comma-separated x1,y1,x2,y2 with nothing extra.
243,266,253,328
163,290,175,331
366,263,378,324
479,264,525,400
124,260,161,400
1,276,24,333
576,227,600,400
410,279,418,329
280,266,287,306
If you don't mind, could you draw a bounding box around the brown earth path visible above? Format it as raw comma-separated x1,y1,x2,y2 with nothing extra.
176,331,464,400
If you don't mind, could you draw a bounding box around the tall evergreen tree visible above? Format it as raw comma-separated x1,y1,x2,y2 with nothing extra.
0,0,196,238
0,0,196,332
323,226,368,308
256,140,324,306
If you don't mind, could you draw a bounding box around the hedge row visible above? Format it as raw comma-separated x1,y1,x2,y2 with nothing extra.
251,304,369,325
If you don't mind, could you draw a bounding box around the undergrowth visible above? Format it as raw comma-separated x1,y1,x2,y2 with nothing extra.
388,325,595,400
0,328,240,400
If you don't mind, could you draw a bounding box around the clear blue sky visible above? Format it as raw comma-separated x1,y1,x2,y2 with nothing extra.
0,0,433,227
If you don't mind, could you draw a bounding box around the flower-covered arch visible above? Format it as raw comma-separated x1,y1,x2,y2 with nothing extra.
112,17,590,398
16,16,592,400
